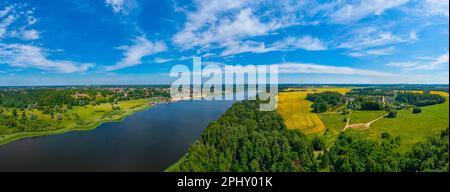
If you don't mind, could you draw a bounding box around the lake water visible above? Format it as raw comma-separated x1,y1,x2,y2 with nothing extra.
0,100,234,172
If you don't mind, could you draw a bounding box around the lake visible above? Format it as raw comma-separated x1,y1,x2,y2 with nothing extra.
0,100,234,172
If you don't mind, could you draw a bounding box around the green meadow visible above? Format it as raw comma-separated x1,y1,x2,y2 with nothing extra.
317,98,449,151
365,99,449,151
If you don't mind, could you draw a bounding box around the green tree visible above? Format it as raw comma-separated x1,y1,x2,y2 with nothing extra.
312,136,325,151
387,110,398,118
412,107,422,114
21,111,27,119
56,113,62,121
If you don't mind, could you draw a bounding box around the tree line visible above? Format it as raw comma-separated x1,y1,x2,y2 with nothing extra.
169,99,449,172
395,92,446,107
0,87,170,109
306,92,345,113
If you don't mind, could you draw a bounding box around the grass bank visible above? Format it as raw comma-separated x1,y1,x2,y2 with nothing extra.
0,99,155,146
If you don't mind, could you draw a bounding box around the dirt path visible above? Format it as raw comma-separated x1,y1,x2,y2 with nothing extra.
342,115,351,132
342,113,388,132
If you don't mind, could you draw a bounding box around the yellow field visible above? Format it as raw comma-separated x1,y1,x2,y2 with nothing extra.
404,90,449,97
277,88,351,134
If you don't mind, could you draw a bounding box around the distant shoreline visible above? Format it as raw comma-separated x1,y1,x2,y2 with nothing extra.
0,102,153,146
0,83,449,88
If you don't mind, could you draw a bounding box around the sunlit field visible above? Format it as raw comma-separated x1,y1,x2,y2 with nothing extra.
277,88,351,134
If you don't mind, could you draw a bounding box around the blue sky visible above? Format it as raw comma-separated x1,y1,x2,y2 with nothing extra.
0,0,448,85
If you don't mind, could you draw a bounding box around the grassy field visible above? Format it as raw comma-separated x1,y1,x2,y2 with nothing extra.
363,98,449,151
405,90,449,97
277,88,351,134
318,113,347,146
0,99,156,145
319,92,449,151
279,88,449,151
348,110,386,124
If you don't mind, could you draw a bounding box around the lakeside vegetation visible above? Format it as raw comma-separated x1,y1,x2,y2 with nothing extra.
169,85,449,172
0,85,448,172
168,97,448,172
168,99,318,172
0,86,171,145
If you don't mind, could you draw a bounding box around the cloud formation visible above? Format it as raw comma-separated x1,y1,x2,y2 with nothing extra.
106,36,167,71
329,0,409,23
0,44,93,73
347,46,396,57
276,62,394,77
387,52,449,71
105,0,137,15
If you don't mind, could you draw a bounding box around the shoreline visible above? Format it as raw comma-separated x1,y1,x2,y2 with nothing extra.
0,103,154,146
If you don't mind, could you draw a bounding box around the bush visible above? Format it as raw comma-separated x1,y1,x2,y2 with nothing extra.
340,109,350,115
412,107,422,114
387,110,398,118
312,136,325,151
381,132,391,139
361,101,383,110
56,114,63,121
311,101,328,113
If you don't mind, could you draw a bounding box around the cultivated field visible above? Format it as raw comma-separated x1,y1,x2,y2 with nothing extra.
279,88,449,151
277,87,351,134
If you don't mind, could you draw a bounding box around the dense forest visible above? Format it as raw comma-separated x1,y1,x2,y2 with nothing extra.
319,129,449,172
0,87,171,136
0,87,170,109
306,92,345,113
395,92,446,107
168,99,318,172
305,89,446,113
169,99,449,172
401,128,449,172
320,132,402,172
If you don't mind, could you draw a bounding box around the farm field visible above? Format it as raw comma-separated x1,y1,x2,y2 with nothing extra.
277,88,351,134
364,98,449,151
279,88,449,151
0,99,155,145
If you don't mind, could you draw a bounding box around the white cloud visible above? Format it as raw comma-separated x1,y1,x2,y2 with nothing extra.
0,4,40,41
105,0,125,13
0,44,93,73
178,56,192,61
105,0,137,15
330,0,409,23
271,36,327,51
153,57,174,63
347,46,396,57
0,5,13,18
0,15,17,38
172,0,423,57
338,29,406,50
194,61,393,77
22,29,40,40
276,62,394,77
105,36,167,71
172,0,301,55
387,52,449,71
220,36,327,56
415,0,449,17
27,15,37,25
220,41,272,56
173,6,280,50
409,31,419,41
